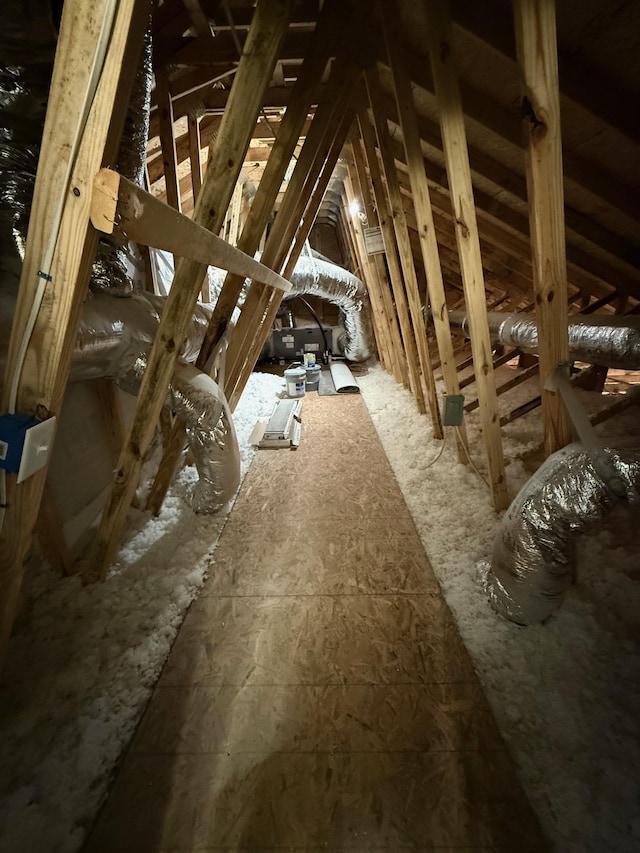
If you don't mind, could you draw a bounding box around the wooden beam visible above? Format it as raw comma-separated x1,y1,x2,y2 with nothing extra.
188,114,202,204
93,378,126,468
91,169,291,291
384,126,637,302
144,1,341,517
358,106,427,413
222,61,362,394
500,395,541,427
227,180,242,246
35,485,72,578
154,67,182,213
365,66,442,439
465,362,540,414
229,105,360,409
343,178,394,374
0,0,149,665
344,170,395,380
392,50,640,227
349,139,410,388
514,0,572,456
459,347,520,390
225,60,363,407
382,0,467,456
91,0,294,577
182,0,213,37
451,0,639,144
193,1,343,371
425,0,508,511
371,81,640,294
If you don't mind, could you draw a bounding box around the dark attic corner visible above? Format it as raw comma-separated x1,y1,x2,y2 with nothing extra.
0,0,639,850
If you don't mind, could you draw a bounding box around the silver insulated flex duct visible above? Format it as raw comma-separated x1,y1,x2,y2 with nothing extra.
69,290,240,514
448,311,640,370
116,354,240,513
0,7,239,515
197,253,374,362
481,442,640,625
284,255,372,361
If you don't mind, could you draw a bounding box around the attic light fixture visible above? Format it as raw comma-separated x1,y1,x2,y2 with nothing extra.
348,200,361,217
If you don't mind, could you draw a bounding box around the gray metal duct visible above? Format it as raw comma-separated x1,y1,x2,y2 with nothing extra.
448,311,640,370
481,438,640,625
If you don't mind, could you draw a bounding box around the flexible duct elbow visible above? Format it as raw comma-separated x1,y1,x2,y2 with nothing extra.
169,363,240,512
482,444,640,624
285,255,373,361
114,352,240,514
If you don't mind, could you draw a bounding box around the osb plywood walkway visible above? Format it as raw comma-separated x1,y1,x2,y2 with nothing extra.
86,390,545,852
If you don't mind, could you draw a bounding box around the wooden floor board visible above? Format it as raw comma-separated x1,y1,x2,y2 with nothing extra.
85,391,545,852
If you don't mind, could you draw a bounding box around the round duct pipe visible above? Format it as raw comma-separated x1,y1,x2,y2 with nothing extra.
448,310,640,371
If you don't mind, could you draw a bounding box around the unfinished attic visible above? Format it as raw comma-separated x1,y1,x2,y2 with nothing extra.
1,0,639,849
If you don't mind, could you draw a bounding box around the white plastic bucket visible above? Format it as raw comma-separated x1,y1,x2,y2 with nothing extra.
305,364,321,391
284,366,306,398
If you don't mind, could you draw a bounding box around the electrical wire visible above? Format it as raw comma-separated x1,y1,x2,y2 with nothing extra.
8,0,118,416
293,295,329,356
454,425,490,490
2,0,118,538
423,429,448,470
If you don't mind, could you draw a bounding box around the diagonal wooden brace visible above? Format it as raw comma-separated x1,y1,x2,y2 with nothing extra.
90,168,291,293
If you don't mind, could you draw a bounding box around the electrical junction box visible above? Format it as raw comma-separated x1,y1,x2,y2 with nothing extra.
0,413,57,483
443,394,465,427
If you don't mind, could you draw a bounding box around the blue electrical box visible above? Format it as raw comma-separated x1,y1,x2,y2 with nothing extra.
443,394,465,427
0,413,39,473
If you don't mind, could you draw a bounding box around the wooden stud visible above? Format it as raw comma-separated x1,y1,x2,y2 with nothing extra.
91,0,294,577
35,485,72,578
91,169,291,292
144,2,342,517
223,58,363,403
0,0,149,664
349,138,410,388
382,1,466,457
365,67,442,438
513,0,572,456
154,67,182,213
465,362,540,414
425,0,508,510
358,105,427,414
226,82,362,408
342,173,392,372
188,113,202,206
